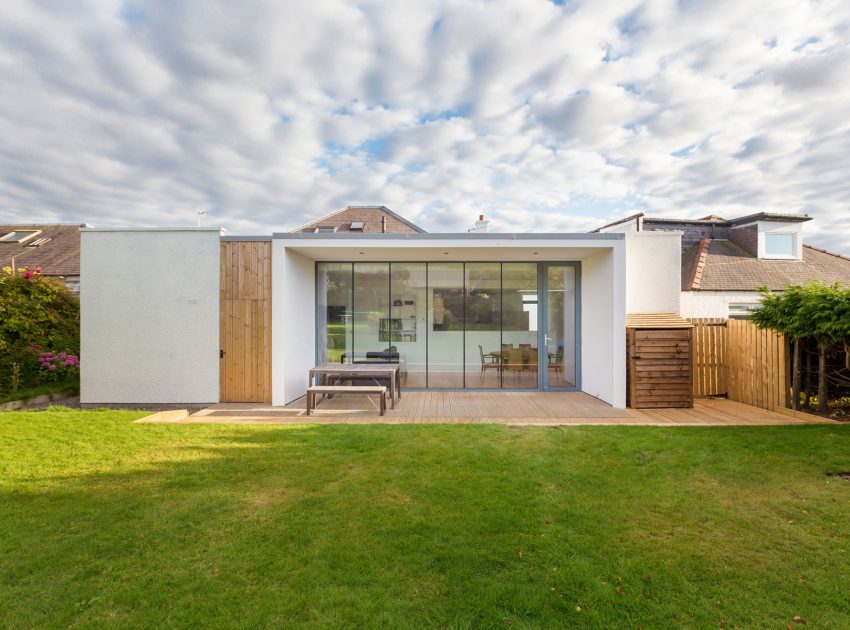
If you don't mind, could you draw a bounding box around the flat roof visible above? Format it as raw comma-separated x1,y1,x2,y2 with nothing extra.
272,232,624,241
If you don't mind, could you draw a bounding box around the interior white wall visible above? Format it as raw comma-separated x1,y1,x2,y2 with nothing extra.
580,246,626,407
625,232,682,313
271,244,316,405
80,229,221,404
680,291,764,318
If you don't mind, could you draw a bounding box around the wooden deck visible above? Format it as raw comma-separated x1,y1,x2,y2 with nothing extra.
173,392,834,426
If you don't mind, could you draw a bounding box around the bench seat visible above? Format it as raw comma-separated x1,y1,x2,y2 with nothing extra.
306,385,387,416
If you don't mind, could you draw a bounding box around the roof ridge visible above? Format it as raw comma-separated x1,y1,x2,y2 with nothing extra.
290,205,426,233
687,237,711,290
804,243,850,263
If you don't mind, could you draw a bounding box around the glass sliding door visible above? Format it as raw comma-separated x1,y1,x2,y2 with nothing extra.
427,263,464,388
543,263,578,389
502,263,539,388
390,263,427,387
352,263,390,363
316,260,579,390
464,263,501,388
317,262,352,364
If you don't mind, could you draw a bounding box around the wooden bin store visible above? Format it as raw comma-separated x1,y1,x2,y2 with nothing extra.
626,313,694,409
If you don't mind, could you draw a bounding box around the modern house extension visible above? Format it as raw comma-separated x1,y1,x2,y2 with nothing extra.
79,208,682,409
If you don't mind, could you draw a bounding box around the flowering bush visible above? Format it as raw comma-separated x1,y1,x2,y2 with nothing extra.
33,348,80,380
0,267,79,396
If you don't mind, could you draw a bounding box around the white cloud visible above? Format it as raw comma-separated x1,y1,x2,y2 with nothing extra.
0,0,848,252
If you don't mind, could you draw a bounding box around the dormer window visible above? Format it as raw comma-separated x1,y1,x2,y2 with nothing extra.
764,232,795,257
0,229,41,244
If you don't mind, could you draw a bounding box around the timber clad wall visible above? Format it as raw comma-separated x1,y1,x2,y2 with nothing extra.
220,241,272,403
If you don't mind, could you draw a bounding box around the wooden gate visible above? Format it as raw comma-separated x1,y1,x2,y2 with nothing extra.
626,314,693,408
220,241,271,403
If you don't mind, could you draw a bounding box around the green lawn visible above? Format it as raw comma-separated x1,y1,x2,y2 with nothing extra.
1,409,849,628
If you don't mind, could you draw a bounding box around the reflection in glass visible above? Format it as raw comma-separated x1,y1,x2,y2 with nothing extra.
464,263,501,388
317,262,352,364
502,263,539,388
390,263,427,387
546,264,576,387
352,263,390,363
428,263,464,387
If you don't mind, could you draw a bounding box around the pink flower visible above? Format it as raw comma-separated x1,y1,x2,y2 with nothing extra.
59,353,67,359
47,365,56,371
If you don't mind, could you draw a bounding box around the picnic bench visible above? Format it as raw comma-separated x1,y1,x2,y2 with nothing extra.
306,385,387,416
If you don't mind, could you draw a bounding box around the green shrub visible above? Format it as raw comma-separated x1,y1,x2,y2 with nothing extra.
0,266,79,397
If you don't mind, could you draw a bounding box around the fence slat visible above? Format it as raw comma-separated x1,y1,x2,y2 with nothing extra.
688,317,786,411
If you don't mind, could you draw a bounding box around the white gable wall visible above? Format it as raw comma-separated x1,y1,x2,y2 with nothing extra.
80,229,221,404
624,231,682,313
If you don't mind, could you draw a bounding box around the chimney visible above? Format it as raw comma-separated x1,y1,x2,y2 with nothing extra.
381,216,387,233
469,214,490,233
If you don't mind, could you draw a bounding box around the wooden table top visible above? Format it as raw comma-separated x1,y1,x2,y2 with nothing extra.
311,363,400,374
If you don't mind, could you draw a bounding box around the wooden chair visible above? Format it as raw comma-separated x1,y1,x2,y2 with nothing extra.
504,347,525,380
479,345,501,381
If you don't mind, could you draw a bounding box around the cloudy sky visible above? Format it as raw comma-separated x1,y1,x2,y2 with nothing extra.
1,0,848,249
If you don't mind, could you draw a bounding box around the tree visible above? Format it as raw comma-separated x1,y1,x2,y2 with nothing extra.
753,282,850,413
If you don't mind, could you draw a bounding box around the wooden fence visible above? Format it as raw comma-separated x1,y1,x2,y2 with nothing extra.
690,318,788,411
691,318,727,397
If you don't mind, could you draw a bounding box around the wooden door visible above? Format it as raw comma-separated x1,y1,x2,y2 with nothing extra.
220,241,272,402
627,328,693,408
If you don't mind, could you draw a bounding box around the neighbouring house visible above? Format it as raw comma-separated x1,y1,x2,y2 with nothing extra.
0,224,84,292
594,212,850,318
293,205,426,234
79,206,686,408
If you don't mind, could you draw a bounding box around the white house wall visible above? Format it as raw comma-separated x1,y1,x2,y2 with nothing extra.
624,232,682,313
80,228,221,404
580,247,626,407
271,243,316,406
680,291,764,318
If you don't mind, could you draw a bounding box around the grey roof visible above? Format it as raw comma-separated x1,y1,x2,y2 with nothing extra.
682,240,850,291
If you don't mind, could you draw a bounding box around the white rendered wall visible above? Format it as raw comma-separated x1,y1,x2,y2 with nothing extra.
81,229,221,404
624,232,682,313
580,246,627,407
680,291,764,318
271,244,316,405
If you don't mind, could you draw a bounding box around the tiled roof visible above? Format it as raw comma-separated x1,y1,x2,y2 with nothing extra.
682,239,850,291
293,206,425,233
0,224,82,276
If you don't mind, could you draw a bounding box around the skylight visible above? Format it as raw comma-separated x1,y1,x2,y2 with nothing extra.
350,220,365,231
315,226,337,233
0,229,41,243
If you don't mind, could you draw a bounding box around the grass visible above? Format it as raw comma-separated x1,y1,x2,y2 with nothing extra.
1,409,850,628
0,380,78,404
